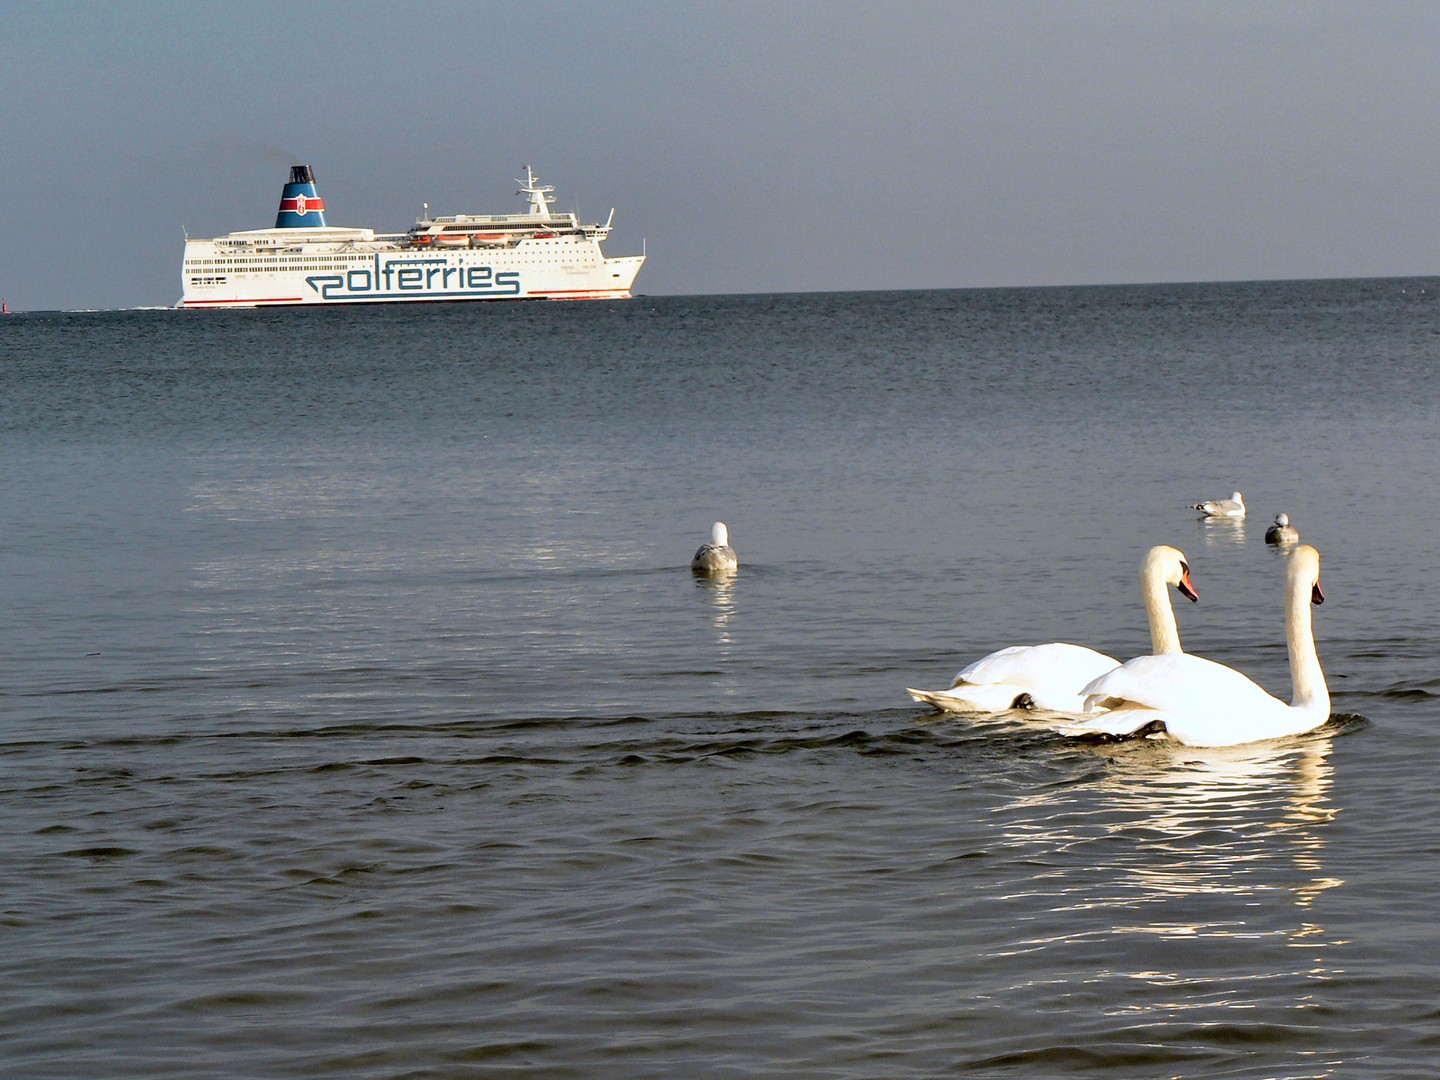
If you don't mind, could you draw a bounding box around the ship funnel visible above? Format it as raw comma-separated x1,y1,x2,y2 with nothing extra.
274,164,327,228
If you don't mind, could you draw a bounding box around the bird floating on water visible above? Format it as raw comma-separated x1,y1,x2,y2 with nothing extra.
1063,545,1329,747
691,521,738,574
1265,512,1299,546
904,545,1198,715
1190,490,1245,518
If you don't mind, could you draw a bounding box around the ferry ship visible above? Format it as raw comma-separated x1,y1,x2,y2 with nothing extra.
180,165,645,307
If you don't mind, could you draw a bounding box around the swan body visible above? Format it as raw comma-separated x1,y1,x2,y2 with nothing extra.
906,545,1197,715
1191,490,1246,518
1265,513,1299,546
691,521,738,574
1068,545,1329,747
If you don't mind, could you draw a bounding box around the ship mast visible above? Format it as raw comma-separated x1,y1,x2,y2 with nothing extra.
515,165,555,220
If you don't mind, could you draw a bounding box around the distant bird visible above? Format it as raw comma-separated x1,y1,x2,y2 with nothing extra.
691,521,738,574
1265,512,1300,546
1190,490,1246,518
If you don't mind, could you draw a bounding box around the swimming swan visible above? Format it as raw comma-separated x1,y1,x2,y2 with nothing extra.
1068,544,1329,747
1190,491,1246,518
905,545,1198,714
691,521,739,574
1265,512,1299,546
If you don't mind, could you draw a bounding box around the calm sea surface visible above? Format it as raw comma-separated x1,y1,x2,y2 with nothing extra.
2,281,1439,1077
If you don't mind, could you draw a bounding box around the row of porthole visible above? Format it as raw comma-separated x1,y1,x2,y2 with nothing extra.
189,256,600,272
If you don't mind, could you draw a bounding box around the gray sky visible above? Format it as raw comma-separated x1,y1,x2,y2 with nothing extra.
3,1,1438,310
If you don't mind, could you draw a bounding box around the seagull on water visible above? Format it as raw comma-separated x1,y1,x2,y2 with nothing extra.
1190,490,1245,518
1265,512,1299,545
691,521,739,574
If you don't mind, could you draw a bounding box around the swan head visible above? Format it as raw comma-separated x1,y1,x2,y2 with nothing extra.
1143,544,1198,602
710,521,730,547
1296,541,1324,610
1292,544,1324,605
1231,491,1245,505
1274,512,1290,527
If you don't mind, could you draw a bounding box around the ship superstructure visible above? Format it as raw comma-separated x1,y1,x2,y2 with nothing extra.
180,165,644,307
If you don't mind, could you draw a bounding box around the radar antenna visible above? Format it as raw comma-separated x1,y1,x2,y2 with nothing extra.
515,165,556,220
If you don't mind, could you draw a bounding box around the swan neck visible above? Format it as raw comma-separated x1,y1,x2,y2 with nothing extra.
1287,572,1328,713
1143,562,1182,655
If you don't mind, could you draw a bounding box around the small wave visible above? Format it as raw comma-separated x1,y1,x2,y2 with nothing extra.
961,1021,1325,1072
1324,712,1371,735
56,846,138,859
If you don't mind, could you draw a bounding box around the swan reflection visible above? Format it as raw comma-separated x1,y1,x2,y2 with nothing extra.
1096,737,1339,913
993,734,1341,951
976,734,1347,1054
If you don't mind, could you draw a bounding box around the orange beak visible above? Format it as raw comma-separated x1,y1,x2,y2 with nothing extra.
1178,566,1199,603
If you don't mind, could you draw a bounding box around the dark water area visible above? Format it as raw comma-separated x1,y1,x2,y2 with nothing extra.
2,281,1439,1076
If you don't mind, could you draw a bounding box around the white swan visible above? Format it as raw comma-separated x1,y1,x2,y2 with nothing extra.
1068,544,1329,747
1265,512,1299,546
905,545,1197,714
1190,490,1246,518
691,521,738,574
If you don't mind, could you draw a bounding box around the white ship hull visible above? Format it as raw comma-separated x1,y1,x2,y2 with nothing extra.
180,165,645,308
182,240,644,307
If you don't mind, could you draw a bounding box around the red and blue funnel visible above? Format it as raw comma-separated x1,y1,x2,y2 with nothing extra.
274,165,326,227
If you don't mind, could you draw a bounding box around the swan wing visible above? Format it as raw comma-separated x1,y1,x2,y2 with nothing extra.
1080,653,1276,716
1061,655,1284,743
957,642,1114,684
906,681,1033,713
952,642,1120,712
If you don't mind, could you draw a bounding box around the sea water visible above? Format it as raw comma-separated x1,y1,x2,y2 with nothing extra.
2,281,1439,1077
